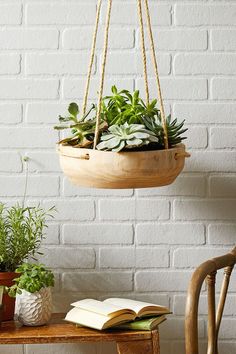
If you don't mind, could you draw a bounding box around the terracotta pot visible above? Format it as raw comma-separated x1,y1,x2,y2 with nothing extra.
0,272,17,321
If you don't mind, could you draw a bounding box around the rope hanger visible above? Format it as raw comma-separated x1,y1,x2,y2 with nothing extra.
82,0,169,150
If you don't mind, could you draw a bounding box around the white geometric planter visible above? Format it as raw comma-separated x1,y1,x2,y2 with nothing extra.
15,287,52,326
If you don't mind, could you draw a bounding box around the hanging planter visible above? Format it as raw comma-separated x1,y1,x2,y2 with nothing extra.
56,0,190,189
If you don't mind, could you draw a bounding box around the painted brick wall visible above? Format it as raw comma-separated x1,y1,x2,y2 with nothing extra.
1,1,236,353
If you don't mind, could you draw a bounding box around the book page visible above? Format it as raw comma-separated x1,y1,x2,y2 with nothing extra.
104,298,169,316
65,307,135,330
71,298,133,317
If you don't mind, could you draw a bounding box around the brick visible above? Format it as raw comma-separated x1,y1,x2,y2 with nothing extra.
208,224,236,245
186,126,207,148
0,345,23,354
220,319,236,339
26,103,68,124
0,104,22,124
135,271,191,291
209,176,236,197
0,79,59,99
63,178,133,197
174,200,236,221
211,30,236,51
136,53,171,76
137,78,207,100
40,247,95,269
185,151,236,173
99,247,135,268
138,175,206,197
218,342,236,354
43,224,60,245
63,77,134,99
0,152,22,172
62,272,133,292
211,78,236,100
63,28,134,50
99,199,169,221
136,223,205,245
0,176,59,197
0,54,20,75
0,3,22,25
175,4,236,26
0,29,58,49
210,127,236,149
25,343,96,354
27,152,61,173
174,53,236,75
152,29,207,51
173,103,236,124
26,3,96,25
101,3,171,25
43,200,95,221
0,127,57,148
26,53,94,75
62,223,134,245
160,318,204,339
174,294,236,316
173,247,230,268
136,248,169,268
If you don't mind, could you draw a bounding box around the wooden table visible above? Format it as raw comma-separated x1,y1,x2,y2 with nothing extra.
0,314,160,354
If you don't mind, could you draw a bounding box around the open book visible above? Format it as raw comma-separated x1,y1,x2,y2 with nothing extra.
65,298,170,330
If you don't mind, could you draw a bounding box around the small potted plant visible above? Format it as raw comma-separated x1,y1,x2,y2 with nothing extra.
7,263,54,326
0,203,54,320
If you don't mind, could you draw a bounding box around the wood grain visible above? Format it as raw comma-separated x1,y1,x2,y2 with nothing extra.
117,339,153,354
0,314,153,345
58,144,188,189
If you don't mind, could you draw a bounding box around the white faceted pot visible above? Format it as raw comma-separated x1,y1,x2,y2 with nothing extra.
15,287,53,326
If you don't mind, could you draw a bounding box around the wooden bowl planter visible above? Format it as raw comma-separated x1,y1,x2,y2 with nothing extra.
58,144,189,189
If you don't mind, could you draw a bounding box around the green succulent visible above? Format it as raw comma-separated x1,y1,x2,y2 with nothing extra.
96,122,159,152
101,86,160,126
143,114,188,148
54,103,99,148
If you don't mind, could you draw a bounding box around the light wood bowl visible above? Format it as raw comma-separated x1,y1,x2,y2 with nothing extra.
58,143,189,189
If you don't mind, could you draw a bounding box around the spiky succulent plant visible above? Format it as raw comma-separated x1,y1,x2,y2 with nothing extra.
143,114,187,148
96,123,159,152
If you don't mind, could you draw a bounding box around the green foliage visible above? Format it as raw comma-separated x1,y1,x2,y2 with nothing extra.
97,123,159,152
143,114,188,148
0,204,55,272
54,103,99,148
7,263,54,298
101,85,160,125
55,86,188,152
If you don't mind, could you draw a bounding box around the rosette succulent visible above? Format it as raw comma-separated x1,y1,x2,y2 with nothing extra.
143,114,188,148
96,123,159,152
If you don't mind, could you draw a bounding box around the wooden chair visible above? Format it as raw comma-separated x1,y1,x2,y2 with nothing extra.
185,246,236,354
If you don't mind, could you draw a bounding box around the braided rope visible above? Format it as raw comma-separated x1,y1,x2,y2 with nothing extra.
144,0,168,149
137,0,149,105
82,0,102,116
94,0,113,149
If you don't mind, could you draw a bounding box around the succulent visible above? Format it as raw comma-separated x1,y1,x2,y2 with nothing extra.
55,87,187,152
143,114,188,148
54,103,99,148
96,122,159,152
101,86,160,126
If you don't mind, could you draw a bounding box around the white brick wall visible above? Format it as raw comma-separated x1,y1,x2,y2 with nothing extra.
1,1,236,353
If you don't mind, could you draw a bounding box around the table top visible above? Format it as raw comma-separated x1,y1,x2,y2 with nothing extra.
0,314,154,344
